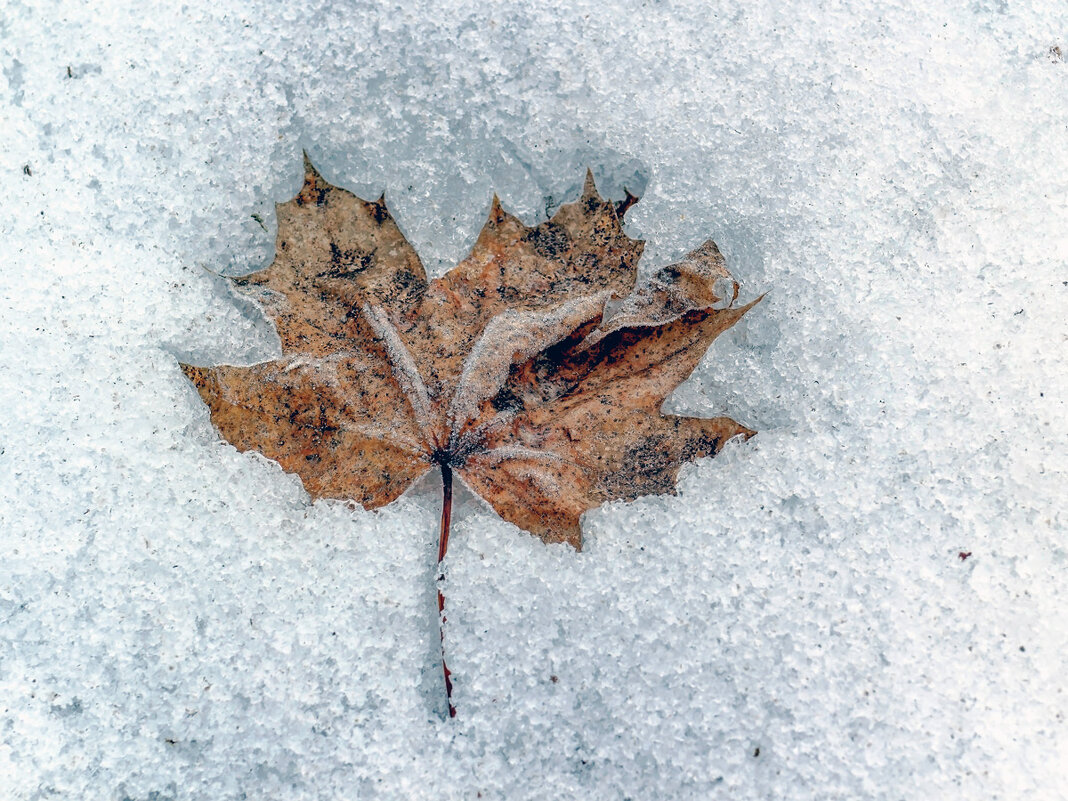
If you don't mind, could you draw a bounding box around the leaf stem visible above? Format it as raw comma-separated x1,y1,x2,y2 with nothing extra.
437,463,456,717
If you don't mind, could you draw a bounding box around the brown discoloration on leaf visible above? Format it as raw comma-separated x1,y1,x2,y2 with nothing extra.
233,153,428,356
583,240,740,346
615,188,639,220
456,300,758,547
181,352,430,509
399,169,643,403
182,158,759,549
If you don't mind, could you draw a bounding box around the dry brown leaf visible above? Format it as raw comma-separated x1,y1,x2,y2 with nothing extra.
182,155,758,547
180,155,760,712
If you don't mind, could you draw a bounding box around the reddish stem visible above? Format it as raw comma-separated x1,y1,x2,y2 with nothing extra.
437,464,456,717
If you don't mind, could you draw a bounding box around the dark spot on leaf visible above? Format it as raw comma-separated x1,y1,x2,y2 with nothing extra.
297,180,328,207
491,385,523,413
370,200,389,224
322,243,372,278
608,435,674,498
524,223,571,260
682,432,722,461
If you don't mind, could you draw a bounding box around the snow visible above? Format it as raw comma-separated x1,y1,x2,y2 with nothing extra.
1,1,1066,799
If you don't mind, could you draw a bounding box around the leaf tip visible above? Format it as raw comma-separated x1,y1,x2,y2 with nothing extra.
581,167,601,202
741,292,767,313
177,362,206,387
692,238,724,261
615,188,640,220
365,192,393,225
488,193,505,224
301,149,322,181
290,151,334,208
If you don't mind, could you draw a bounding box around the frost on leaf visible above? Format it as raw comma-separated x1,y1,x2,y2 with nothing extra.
181,157,760,549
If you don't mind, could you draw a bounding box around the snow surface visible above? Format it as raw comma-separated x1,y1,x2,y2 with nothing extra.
1,1,1066,799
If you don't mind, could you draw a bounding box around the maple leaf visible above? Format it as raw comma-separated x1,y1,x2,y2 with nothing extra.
180,155,760,713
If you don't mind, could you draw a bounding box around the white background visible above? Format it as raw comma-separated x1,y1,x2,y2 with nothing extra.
1,1,1066,798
